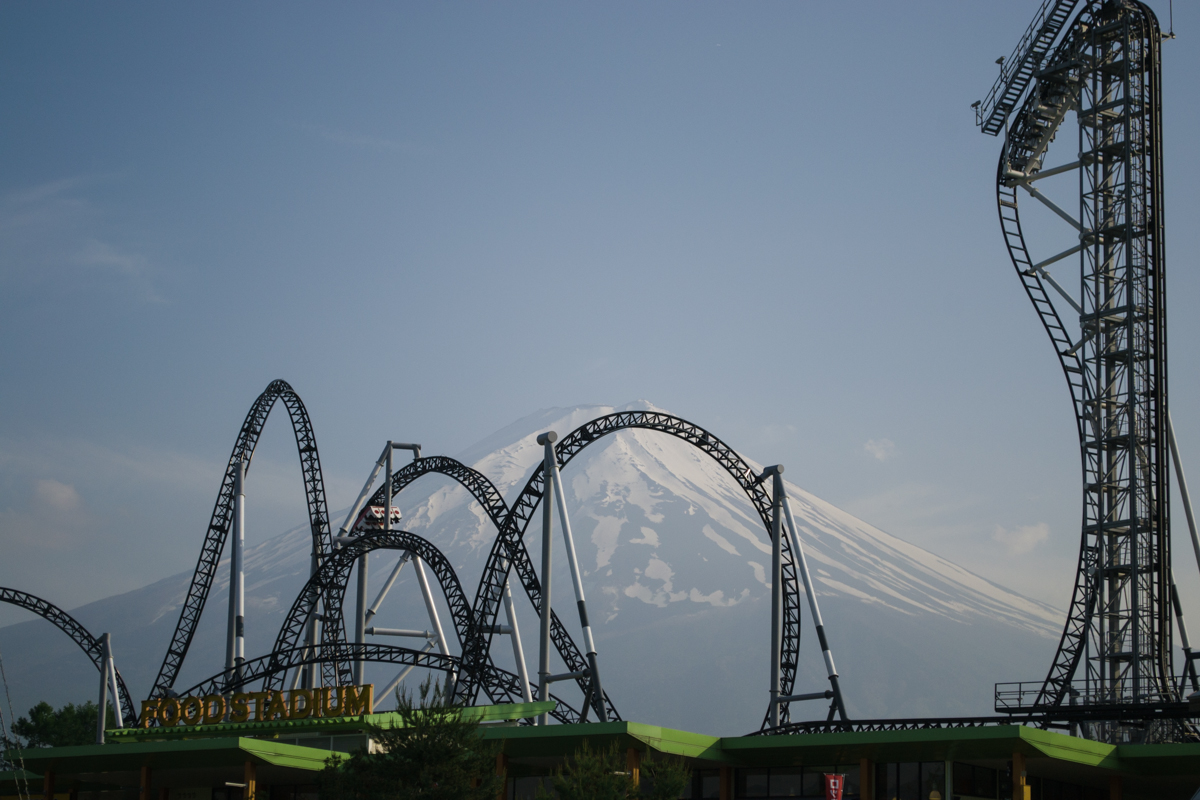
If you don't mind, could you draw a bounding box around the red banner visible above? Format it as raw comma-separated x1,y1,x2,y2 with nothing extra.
824,773,845,800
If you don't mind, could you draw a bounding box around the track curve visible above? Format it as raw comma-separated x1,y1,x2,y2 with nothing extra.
150,379,337,699
355,455,618,720
0,587,137,726
453,411,804,730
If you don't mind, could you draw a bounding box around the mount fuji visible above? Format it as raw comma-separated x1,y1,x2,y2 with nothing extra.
0,401,1062,736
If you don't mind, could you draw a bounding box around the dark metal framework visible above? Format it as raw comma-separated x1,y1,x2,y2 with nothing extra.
0,587,136,726
986,0,1174,741
15,381,825,730
357,455,621,723
150,380,338,699
451,411,806,730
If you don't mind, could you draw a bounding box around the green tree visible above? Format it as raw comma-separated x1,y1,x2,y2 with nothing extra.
537,741,635,800
536,742,692,800
639,755,691,800
317,677,502,800
8,701,114,748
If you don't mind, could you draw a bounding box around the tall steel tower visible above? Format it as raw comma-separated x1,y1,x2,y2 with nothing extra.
977,0,1184,742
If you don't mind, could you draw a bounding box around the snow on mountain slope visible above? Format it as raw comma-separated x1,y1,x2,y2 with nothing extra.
0,402,1064,736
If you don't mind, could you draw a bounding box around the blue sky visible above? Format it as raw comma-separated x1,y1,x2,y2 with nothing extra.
1,1,1198,627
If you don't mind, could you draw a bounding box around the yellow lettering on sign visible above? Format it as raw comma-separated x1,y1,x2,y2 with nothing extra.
320,686,342,717
342,684,373,716
250,691,270,722
160,697,182,726
140,700,160,728
138,684,374,728
181,696,204,726
265,690,291,721
289,688,314,720
230,693,251,723
202,695,226,725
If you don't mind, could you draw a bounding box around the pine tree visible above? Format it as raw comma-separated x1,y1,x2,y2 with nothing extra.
536,742,692,800
7,701,114,748
317,677,502,800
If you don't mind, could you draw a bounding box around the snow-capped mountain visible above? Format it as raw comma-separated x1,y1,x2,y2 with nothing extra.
0,402,1063,736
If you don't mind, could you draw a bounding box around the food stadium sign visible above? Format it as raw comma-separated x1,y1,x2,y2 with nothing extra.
140,684,374,727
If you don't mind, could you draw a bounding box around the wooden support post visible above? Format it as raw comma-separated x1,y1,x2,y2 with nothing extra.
139,766,151,800
626,748,641,789
859,759,873,799
1108,774,1122,800
243,760,256,800
719,765,733,800
1012,752,1029,800
159,788,170,800
42,769,54,800
495,753,508,800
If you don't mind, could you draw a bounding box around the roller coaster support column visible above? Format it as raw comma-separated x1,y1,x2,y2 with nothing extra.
106,636,123,729
764,466,784,728
536,432,556,725
1168,412,1200,580
781,486,848,721
354,445,392,684
225,461,246,690
96,632,118,743
501,560,534,703
541,430,608,723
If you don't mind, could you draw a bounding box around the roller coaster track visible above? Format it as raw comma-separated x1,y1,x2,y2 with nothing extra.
0,587,136,726
353,455,620,722
268,529,479,692
453,411,804,730
150,379,340,699
990,1,1172,740
13,382,814,729
172,642,580,725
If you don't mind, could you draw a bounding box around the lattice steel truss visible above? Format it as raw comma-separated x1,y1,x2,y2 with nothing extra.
986,0,1175,742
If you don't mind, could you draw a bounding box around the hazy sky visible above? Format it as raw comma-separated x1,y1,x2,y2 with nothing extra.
2,1,1198,629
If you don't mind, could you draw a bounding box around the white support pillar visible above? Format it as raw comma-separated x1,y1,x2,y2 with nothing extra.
766,466,784,728
413,556,450,656
536,432,556,725
96,632,112,744
1168,411,1200,580
546,432,608,723
354,445,388,685
106,635,123,728
226,460,246,690
305,546,320,690
781,492,848,720
366,553,412,624
501,563,534,704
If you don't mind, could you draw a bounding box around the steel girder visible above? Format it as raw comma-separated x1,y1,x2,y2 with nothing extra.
451,411,804,731
150,379,338,699
356,455,617,721
0,587,136,726
995,1,1173,740
269,530,472,689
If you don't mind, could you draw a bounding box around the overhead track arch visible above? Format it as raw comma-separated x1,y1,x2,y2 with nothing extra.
150,379,338,699
454,411,805,730
0,587,136,727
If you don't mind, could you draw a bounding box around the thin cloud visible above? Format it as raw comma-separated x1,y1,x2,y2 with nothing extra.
0,177,167,303
993,522,1050,555
864,438,896,461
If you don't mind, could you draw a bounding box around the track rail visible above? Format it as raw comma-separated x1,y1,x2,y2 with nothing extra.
355,455,616,720
171,643,580,725
150,379,337,699
453,411,804,730
992,1,1174,740
0,587,136,726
